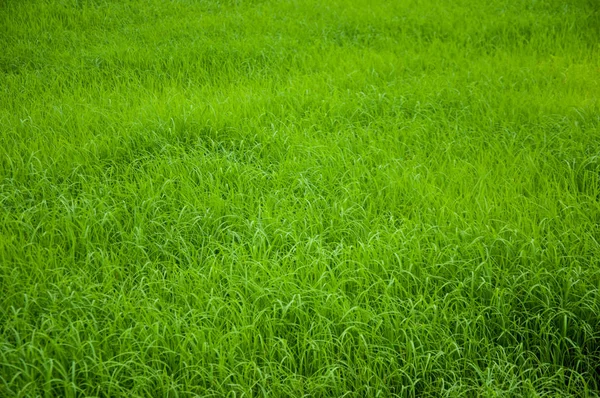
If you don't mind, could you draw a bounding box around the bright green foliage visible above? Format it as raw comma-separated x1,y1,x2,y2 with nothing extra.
1,0,599,396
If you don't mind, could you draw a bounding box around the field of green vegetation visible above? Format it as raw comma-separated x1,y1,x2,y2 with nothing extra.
1,0,599,396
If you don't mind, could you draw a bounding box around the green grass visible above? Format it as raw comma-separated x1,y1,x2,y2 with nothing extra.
1,0,599,396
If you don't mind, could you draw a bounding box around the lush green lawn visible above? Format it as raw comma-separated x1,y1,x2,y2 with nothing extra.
1,0,599,396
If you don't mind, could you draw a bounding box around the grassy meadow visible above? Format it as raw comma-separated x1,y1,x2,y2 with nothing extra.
1,0,600,396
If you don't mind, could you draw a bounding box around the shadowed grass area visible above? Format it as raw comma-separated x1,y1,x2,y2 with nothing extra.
1,0,599,396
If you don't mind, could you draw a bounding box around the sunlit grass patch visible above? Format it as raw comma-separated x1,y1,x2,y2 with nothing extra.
1,0,599,396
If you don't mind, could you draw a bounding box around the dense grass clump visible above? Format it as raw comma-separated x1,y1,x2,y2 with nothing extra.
1,0,599,396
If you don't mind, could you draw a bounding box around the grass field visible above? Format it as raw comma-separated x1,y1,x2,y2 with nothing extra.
1,0,600,396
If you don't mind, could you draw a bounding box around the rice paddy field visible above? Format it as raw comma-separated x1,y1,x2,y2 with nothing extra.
1,0,600,396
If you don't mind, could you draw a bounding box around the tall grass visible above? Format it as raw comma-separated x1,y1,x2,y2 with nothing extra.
1,0,599,396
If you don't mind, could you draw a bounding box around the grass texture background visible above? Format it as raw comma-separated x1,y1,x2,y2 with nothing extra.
1,0,599,396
